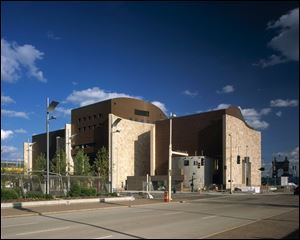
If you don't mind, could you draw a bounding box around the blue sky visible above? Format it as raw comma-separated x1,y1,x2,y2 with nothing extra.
1,2,299,176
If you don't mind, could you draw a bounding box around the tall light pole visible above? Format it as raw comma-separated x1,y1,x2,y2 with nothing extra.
109,116,122,193
168,112,176,201
229,133,233,194
46,98,59,195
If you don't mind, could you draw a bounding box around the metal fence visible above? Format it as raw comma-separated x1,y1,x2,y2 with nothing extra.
1,173,109,196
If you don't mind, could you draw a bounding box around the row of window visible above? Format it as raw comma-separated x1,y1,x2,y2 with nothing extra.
184,158,205,168
78,113,102,124
78,124,99,133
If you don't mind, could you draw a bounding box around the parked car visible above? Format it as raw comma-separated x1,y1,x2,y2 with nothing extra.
294,186,299,195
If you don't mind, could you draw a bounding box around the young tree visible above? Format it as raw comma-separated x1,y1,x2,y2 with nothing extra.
73,149,91,176
33,153,46,172
93,147,109,180
50,150,67,175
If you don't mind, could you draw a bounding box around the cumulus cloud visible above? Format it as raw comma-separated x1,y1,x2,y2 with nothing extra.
56,106,72,116
213,103,231,110
217,85,234,94
1,129,14,140
275,111,282,117
151,101,168,114
254,8,299,68
66,87,142,107
1,93,15,105
1,145,22,161
270,99,298,107
14,128,27,134
1,109,29,119
241,108,271,130
1,38,46,83
183,90,198,97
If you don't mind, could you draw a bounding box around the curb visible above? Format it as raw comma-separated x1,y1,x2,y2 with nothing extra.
1,196,135,209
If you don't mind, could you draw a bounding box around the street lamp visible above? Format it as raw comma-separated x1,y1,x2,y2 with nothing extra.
168,112,176,201
228,133,233,194
46,98,59,195
109,117,122,193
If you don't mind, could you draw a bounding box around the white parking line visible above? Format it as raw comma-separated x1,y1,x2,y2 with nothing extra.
163,212,182,216
93,235,113,239
15,226,70,236
201,215,216,220
3,222,37,228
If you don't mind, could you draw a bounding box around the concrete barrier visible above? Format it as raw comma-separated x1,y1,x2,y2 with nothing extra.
1,196,135,209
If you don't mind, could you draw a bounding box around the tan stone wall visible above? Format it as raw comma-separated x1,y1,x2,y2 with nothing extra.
223,114,261,188
111,114,155,190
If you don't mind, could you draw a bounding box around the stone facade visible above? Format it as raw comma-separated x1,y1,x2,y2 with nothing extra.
110,114,155,190
223,114,261,188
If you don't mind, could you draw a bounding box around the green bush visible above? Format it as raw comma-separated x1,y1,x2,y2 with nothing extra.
25,192,53,200
69,184,97,197
1,188,20,200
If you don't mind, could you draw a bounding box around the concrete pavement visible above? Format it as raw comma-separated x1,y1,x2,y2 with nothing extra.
1,193,299,239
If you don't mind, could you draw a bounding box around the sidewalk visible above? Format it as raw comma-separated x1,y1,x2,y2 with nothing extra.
1,198,164,218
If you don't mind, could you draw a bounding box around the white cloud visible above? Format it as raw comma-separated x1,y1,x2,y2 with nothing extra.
72,81,78,86
47,31,61,40
14,128,27,134
241,108,271,130
151,101,168,114
213,103,231,110
56,106,72,116
1,145,22,161
1,93,15,104
66,87,142,107
183,90,198,97
217,85,234,94
270,99,298,107
1,109,29,119
275,111,282,117
1,38,46,83
1,129,14,140
254,8,299,68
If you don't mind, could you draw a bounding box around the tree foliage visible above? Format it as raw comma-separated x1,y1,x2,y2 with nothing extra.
93,147,109,180
50,150,67,175
73,149,91,176
33,152,46,172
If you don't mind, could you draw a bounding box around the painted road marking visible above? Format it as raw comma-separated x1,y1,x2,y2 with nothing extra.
163,212,182,216
3,222,37,228
93,235,113,239
15,226,70,236
201,215,216,220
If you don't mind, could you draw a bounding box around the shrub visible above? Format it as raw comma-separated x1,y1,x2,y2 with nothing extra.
69,184,97,197
1,188,20,200
25,192,53,200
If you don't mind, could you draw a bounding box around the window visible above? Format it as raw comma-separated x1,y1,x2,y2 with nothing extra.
88,116,91,120
237,155,241,164
94,114,97,120
134,109,149,117
78,118,81,124
201,158,205,166
184,160,189,166
83,127,86,132
88,126,91,130
98,113,102,118
83,117,86,121
78,128,81,132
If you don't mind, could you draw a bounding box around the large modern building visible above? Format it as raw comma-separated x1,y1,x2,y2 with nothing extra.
25,97,262,191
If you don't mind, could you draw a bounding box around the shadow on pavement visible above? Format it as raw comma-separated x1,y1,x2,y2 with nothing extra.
282,229,299,239
12,205,144,239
